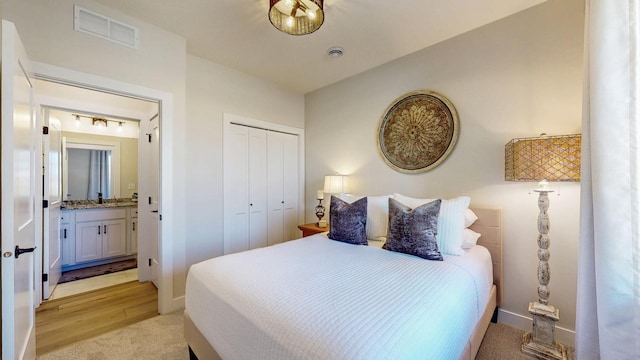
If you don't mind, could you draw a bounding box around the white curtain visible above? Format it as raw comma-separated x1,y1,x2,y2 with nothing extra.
87,150,110,199
576,1,640,359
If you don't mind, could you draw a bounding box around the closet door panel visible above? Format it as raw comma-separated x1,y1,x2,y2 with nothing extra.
224,124,250,254
248,128,268,249
267,132,284,246
282,133,299,241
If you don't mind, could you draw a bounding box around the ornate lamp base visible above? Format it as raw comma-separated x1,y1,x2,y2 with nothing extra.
521,302,567,360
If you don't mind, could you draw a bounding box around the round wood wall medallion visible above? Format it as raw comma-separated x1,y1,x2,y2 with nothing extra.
377,91,459,173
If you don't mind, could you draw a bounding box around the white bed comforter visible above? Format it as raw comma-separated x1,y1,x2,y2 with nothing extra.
185,234,493,360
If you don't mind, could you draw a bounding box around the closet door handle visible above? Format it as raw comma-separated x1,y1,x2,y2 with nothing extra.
132,223,136,231
98,225,101,235
63,229,67,239
104,225,107,234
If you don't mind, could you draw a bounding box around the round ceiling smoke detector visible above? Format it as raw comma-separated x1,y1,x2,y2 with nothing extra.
327,47,344,58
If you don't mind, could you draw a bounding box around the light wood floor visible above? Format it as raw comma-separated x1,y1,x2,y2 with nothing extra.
36,280,158,355
49,268,139,299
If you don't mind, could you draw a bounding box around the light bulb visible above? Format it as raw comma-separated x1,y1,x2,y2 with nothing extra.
286,16,295,27
307,10,316,20
75,115,81,127
118,122,123,132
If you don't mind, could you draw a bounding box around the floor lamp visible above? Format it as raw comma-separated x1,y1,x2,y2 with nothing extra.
505,134,581,360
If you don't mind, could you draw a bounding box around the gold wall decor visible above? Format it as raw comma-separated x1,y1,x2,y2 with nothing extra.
377,90,459,173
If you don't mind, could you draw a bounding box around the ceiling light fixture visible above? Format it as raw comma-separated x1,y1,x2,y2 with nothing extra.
269,0,324,35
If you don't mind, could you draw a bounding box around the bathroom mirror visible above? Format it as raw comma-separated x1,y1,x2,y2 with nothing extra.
63,141,121,201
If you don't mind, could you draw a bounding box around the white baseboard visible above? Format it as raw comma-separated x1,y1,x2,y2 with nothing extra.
498,309,575,347
161,295,185,314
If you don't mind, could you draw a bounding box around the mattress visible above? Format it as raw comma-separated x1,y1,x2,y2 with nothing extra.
185,234,493,360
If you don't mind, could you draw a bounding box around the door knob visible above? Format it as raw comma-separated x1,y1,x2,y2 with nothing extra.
151,210,158,213
15,245,36,259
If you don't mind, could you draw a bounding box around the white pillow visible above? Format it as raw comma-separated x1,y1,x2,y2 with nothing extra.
393,193,470,256
338,193,392,241
462,229,481,249
465,209,478,228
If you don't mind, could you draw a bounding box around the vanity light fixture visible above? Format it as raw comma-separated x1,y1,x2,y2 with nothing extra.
92,118,108,128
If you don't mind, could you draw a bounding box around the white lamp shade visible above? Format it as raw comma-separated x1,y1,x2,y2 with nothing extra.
323,175,347,194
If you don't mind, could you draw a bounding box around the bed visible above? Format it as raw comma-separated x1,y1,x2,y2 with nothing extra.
184,207,503,360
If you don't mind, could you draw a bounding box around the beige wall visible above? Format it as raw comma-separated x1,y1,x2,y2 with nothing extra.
62,131,139,199
304,0,583,343
185,55,304,267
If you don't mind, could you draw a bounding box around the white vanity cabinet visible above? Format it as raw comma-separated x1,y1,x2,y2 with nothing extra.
75,208,127,263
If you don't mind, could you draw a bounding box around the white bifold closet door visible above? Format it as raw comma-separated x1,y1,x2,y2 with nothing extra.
266,132,299,246
248,129,268,249
224,123,299,255
223,124,250,255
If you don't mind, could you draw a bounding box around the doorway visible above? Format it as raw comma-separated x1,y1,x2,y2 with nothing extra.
36,79,160,303
32,62,177,316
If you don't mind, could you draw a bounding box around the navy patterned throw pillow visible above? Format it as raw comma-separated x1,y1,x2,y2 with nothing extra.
328,195,368,245
383,198,443,260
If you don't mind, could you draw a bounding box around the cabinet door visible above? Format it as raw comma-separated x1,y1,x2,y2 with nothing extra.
102,219,127,258
248,128,267,249
129,218,138,255
76,221,102,263
60,224,71,266
282,133,299,241
267,132,284,246
224,124,250,254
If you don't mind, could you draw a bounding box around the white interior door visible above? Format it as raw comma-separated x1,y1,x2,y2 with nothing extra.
137,110,159,286
149,114,160,287
42,110,62,300
1,19,38,360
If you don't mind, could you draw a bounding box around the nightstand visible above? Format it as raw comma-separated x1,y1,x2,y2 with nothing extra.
298,222,329,237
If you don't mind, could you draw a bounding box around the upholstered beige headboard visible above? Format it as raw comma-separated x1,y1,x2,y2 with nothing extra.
469,208,503,306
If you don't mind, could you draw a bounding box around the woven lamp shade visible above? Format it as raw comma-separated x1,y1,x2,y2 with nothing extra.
505,134,581,182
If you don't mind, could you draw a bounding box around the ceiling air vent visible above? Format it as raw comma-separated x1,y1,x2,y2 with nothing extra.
74,5,139,49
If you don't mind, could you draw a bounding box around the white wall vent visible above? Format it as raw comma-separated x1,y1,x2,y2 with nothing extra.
74,5,139,49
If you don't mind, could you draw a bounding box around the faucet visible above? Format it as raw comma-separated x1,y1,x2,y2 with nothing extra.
98,192,103,204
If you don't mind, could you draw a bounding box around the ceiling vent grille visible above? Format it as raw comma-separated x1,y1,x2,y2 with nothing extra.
74,5,139,49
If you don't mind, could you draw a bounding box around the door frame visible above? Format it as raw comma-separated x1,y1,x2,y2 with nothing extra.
33,61,178,313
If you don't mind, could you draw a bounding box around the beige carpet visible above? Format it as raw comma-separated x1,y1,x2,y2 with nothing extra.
38,314,573,360
37,311,187,360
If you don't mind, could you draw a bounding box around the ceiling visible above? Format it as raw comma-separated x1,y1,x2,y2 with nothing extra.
94,0,546,94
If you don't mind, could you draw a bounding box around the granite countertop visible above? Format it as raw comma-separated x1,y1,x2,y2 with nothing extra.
62,198,138,210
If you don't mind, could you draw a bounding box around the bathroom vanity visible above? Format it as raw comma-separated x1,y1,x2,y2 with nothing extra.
61,199,138,271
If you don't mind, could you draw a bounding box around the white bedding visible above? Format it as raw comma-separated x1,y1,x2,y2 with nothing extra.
185,234,493,360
